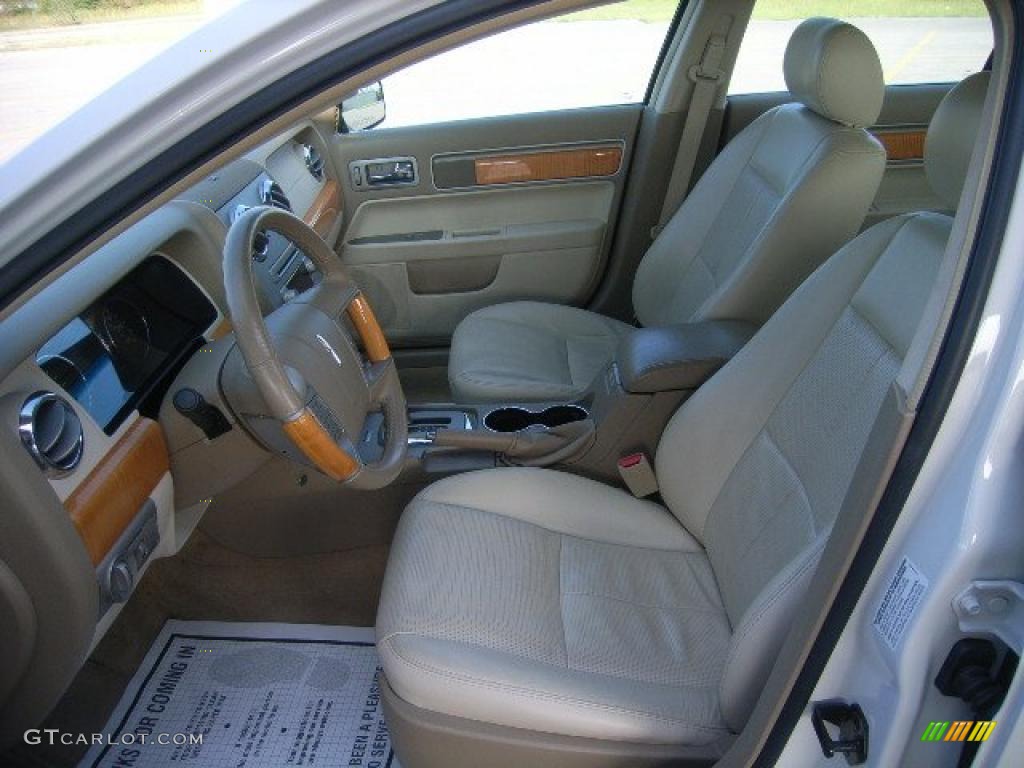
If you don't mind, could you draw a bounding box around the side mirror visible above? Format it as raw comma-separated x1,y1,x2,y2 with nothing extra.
338,82,386,133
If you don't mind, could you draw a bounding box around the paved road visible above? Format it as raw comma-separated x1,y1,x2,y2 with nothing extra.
0,16,203,163
731,17,991,94
0,15,993,165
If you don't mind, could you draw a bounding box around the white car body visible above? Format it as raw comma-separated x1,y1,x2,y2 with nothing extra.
0,1,1020,765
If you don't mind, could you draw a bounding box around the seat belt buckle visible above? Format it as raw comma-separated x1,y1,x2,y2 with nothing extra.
617,452,659,498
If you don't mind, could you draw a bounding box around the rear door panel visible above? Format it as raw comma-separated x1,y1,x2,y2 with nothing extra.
328,105,641,345
865,84,954,225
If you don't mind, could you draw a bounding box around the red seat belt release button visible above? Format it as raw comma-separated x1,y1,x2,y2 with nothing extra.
617,452,659,498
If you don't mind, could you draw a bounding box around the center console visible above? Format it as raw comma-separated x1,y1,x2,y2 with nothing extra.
406,320,756,485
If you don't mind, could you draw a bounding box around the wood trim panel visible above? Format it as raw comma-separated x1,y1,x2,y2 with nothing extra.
874,129,926,162
474,145,622,186
64,418,169,566
283,409,359,482
209,319,233,340
303,180,341,238
346,295,390,363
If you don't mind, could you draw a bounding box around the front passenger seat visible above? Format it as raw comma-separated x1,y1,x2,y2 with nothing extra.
378,72,989,766
449,17,887,403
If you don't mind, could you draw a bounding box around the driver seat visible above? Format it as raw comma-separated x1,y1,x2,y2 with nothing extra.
377,73,989,767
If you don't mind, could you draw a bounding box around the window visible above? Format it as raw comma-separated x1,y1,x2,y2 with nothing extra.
372,0,679,131
729,0,992,94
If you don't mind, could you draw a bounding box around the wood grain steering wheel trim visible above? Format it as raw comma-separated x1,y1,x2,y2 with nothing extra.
346,295,390,363
282,409,360,482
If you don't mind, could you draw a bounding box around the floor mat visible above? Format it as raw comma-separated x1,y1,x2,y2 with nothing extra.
81,620,396,768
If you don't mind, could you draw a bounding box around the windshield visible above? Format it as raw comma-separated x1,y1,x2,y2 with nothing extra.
0,0,243,166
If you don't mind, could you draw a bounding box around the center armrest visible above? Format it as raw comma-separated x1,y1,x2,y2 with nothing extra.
615,321,757,394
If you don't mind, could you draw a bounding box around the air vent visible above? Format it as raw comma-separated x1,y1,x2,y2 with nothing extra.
252,230,270,262
230,204,270,261
260,179,292,211
19,392,84,477
302,143,325,181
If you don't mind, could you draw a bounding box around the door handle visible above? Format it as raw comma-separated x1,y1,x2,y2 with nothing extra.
349,157,418,188
368,159,415,185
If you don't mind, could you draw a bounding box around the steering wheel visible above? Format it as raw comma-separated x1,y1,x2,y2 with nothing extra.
223,206,407,490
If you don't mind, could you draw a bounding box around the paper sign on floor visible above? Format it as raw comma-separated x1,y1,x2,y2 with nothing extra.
80,620,397,767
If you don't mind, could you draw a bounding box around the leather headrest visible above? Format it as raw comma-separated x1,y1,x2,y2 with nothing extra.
925,71,990,209
784,17,884,128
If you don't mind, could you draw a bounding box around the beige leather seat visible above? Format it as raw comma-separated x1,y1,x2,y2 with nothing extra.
448,18,888,403
378,72,989,767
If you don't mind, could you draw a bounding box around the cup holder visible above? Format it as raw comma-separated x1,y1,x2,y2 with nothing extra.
484,405,588,433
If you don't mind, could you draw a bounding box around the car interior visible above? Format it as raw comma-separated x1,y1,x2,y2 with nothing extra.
0,0,1008,766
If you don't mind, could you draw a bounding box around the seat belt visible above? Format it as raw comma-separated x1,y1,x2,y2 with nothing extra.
652,16,732,240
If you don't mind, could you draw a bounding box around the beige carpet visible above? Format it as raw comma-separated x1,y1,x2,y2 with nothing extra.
4,529,391,767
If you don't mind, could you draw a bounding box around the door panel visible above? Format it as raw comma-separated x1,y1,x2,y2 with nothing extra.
343,183,613,340
720,84,955,229
863,84,955,227
328,106,641,345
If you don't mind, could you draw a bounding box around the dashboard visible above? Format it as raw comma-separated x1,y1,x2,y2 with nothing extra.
30,138,334,440
184,166,324,310
0,118,345,740
37,256,216,435
181,128,337,311
2,118,343,504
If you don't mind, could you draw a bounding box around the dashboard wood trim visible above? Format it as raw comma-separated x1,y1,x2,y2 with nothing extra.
303,180,341,238
64,417,169,565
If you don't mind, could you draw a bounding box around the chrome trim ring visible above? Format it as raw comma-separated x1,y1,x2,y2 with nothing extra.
19,391,84,478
